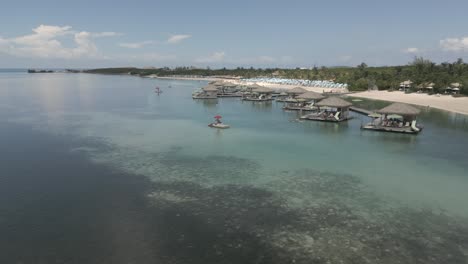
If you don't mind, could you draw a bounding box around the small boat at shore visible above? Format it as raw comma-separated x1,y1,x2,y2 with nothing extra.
208,123,230,129
208,115,230,129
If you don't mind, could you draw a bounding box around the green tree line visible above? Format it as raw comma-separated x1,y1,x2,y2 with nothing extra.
85,57,468,95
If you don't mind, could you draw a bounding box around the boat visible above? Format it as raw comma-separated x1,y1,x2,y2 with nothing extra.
208,115,230,129
208,123,230,129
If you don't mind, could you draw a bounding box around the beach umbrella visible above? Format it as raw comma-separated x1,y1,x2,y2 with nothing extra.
368,113,381,118
214,115,222,119
387,114,403,119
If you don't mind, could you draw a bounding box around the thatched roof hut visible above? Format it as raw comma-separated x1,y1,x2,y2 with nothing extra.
316,97,352,108
287,87,307,95
400,80,413,86
425,82,435,89
223,82,237,87
252,86,274,94
213,81,226,86
296,91,325,100
249,83,264,89
377,103,420,116
202,85,219,92
450,82,463,88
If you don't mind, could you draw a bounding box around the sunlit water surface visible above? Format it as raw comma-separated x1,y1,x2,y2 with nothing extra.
1,72,468,263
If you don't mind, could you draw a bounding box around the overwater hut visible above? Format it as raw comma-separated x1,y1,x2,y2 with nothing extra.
283,91,325,111
362,103,423,134
192,85,218,99
215,81,241,97
275,91,289,101
399,80,413,92
243,86,274,101
300,97,352,122
277,87,308,102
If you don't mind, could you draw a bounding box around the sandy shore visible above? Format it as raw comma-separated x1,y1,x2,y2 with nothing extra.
149,75,467,115
349,91,468,116
148,75,345,94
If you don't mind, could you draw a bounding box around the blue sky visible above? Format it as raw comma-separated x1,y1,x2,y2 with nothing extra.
1,0,467,68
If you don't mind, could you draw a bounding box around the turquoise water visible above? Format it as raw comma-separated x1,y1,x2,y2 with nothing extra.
1,72,468,263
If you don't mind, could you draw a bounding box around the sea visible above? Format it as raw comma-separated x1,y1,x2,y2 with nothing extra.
1,70,468,263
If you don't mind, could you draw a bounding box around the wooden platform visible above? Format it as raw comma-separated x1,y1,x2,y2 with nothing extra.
192,96,217,99
300,115,353,122
217,94,242,98
361,124,422,134
283,106,317,111
349,107,373,115
242,98,274,101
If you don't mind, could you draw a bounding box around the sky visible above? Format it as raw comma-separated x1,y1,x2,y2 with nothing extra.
0,0,468,68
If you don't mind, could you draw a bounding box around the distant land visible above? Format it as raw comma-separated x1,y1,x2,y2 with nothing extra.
17,57,467,94
82,57,468,94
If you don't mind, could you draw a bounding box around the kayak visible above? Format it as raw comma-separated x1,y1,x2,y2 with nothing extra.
208,123,230,129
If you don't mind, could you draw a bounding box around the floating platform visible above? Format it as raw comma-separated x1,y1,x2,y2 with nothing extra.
217,94,242,98
300,115,353,123
192,96,217,99
349,107,373,115
361,124,422,134
242,98,274,102
283,106,317,111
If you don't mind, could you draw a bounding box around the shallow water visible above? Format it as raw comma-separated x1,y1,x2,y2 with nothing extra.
1,72,468,263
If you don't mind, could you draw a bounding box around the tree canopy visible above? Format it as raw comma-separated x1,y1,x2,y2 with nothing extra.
85,57,468,95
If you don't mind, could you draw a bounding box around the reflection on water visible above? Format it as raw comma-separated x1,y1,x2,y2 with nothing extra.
194,98,219,109
1,73,468,263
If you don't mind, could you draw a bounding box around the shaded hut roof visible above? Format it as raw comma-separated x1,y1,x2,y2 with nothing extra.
377,103,421,116
450,82,463,88
425,82,435,88
202,85,219,92
252,87,274,93
208,81,217,85
249,83,264,89
315,97,352,108
296,91,325,100
287,87,307,94
400,80,413,86
213,81,226,86
223,82,237,87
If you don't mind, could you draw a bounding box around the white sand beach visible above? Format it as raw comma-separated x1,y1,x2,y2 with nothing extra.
151,75,345,93
349,91,468,116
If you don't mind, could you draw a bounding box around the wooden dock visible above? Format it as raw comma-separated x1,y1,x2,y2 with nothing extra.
349,107,373,115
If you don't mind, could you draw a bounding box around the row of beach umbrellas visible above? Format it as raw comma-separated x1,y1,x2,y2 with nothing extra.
241,78,348,89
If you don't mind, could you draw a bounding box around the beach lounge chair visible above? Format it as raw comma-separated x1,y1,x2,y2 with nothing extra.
334,112,341,121
411,120,420,132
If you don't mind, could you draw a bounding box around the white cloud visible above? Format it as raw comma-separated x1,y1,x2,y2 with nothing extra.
0,24,119,59
92,32,122,37
119,41,154,49
403,47,420,53
195,51,225,63
440,37,468,51
167,34,191,44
